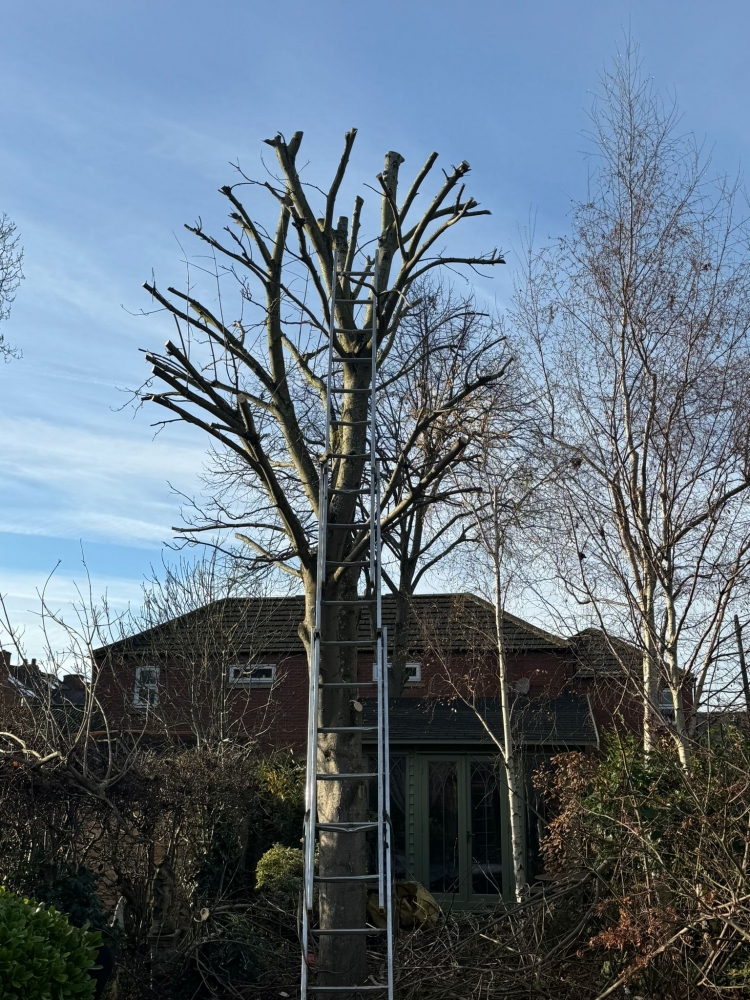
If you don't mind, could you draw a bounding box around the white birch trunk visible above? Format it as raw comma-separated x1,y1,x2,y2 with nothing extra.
491,495,527,902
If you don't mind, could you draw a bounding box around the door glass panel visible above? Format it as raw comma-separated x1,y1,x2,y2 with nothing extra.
428,761,460,893
390,756,407,877
470,761,503,895
368,756,407,876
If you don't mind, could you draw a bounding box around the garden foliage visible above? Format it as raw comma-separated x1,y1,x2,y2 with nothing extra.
0,887,101,1000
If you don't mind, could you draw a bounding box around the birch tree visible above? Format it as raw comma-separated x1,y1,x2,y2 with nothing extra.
516,46,750,763
139,130,504,988
456,416,550,903
476,489,528,901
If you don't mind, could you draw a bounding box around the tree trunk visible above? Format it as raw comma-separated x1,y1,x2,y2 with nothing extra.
670,683,690,770
303,350,375,992
390,584,413,697
641,579,659,758
493,559,527,902
303,576,369,994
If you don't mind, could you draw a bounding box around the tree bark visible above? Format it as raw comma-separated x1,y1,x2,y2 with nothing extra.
307,575,369,990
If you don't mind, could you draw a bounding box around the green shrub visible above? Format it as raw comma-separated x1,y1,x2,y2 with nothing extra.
0,887,101,1000
255,843,303,895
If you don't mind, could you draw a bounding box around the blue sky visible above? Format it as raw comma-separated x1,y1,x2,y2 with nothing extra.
2,0,750,653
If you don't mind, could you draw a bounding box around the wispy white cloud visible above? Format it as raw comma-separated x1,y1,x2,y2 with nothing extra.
0,416,207,547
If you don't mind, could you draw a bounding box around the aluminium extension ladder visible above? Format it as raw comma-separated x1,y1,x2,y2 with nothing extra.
301,252,394,998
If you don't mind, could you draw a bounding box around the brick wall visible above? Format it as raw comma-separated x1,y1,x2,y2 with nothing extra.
94,644,611,751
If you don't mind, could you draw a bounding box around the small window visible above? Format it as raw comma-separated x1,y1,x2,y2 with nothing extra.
659,688,675,715
133,666,160,709
229,663,277,686
372,661,421,684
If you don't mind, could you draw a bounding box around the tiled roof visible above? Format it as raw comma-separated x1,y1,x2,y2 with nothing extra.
98,596,307,657
96,593,565,659
361,694,598,747
569,628,640,678
1,661,87,707
405,594,564,652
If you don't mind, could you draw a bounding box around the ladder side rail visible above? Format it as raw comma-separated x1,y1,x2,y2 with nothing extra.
369,262,378,584
376,619,385,909
371,460,388,909
376,458,394,998
370,268,385,908
372,279,383,639
305,465,328,910
302,467,328,995
300,899,310,998
302,631,318,912
382,623,394,1000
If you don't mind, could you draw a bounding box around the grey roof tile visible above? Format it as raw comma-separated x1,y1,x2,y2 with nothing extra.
97,593,565,659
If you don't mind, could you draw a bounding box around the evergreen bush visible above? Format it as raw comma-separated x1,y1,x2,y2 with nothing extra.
255,843,304,895
0,887,101,1000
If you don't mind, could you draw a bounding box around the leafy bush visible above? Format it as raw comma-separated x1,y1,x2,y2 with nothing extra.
534,731,750,996
0,887,101,1000
255,843,304,894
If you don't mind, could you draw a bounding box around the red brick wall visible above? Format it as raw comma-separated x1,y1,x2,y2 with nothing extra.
94,645,592,752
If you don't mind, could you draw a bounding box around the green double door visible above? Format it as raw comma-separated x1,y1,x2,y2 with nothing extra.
391,753,511,906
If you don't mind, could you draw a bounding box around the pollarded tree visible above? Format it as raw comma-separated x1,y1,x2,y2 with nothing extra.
139,130,504,989
166,278,514,698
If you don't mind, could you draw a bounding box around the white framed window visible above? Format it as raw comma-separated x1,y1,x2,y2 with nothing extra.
228,663,277,687
372,661,421,684
133,666,160,709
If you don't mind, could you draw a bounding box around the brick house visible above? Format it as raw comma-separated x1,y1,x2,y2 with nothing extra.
0,649,87,710
92,592,664,906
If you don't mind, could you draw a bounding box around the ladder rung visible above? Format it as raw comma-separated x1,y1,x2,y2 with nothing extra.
316,772,378,780
329,522,371,528
336,298,371,304
329,488,371,494
310,928,387,935
317,821,378,831
313,874,379,882
331,420,369,426
307,986,388,992
320,598,376,605
317,726,378,734
328,453,370,459
319,639,375,646
331,356,372,364
330,388,371,394
334,327,371,334
339,270,372,276
320,681,378,688
324,561,370,568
